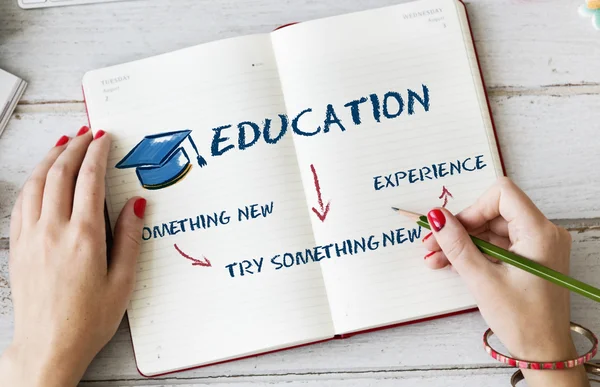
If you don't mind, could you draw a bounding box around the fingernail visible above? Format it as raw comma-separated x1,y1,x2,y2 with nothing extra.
427,209,446,232
422,232,433,242
94,130,105,140
424,251,436,260
134,198,147,219
77,126,90,136
55,135,69,147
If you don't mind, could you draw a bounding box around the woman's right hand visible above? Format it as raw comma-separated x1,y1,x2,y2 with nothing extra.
422,177,589,387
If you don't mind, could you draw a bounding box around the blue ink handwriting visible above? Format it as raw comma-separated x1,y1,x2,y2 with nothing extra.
224,226,422,278
117,85,431,190
210,86,430,158
141,201,275,241
373,155,487,191
238,202,274,222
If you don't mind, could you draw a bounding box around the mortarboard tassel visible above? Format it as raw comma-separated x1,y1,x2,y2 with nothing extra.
187,135,207,168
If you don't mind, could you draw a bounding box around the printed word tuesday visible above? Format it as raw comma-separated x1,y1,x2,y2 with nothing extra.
210,85,431,157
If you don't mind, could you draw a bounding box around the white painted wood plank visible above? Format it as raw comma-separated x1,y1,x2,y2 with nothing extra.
2,93,600,241
491,94,600,219
0,229,598,380
0,0,598,103
78,369,516,387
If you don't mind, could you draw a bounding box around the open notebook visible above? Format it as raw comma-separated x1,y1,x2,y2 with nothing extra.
82,0,504,376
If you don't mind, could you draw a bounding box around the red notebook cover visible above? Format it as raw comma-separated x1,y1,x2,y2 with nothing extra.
82,0,506,377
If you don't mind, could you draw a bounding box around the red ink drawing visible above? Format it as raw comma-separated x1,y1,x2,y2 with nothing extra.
174,244,212,267
439,186,453,208
310,164,331,222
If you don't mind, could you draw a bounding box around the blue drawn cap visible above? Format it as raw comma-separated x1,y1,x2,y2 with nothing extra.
116,130,207,190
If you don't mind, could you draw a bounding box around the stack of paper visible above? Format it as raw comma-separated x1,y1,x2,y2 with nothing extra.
0,68,27,137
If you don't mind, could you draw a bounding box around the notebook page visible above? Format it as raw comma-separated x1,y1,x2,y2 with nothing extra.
271,0,502,334
83,34,334,375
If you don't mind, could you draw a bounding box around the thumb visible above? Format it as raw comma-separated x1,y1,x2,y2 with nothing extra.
427,208,495,285
108,197,146,297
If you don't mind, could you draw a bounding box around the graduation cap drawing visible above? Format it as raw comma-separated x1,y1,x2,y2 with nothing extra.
116,130,207,190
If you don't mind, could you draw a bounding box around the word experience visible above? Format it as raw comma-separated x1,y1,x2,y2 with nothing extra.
373,154,487,191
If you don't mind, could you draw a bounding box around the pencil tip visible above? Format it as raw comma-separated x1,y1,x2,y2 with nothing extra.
390,207,424,222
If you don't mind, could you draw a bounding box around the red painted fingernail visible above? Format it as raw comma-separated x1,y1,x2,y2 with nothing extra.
424,251,436,259
94,130,105,140
427,209,446,232
422,232,433,242
55,135,69,147
134,198,147,219
77,126,90,136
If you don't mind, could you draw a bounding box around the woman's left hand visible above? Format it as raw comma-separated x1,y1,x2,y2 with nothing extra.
0,126,146,387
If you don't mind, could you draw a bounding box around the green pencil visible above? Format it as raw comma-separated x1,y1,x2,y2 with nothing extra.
391,207,600,304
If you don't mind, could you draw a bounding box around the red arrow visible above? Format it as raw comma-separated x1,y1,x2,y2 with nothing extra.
439,186,453,208
174,244,212,267
310,164,331,222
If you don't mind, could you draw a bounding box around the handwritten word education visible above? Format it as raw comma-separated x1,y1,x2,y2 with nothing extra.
224,226,422,278
373,154,487,191
116,85,431,191
210,85,430,157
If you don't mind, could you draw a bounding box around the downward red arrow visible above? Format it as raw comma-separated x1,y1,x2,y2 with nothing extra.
310,164,331,222
439,186,453,208
174,244,212,267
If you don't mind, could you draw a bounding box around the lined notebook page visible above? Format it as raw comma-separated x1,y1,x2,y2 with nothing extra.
271,0,503,334
83,34,334,375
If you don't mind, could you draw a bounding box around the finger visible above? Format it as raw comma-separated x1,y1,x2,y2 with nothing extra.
108,197,146,306
475,230,511,251
457,177,548,233
423,250,451,269
427,207,498,287
9,191,24,243
422,231,441,252
41,126,93,220
463,216,509,238
72,130,109,223
424,230,507,264
423,216,509,253
20,135,70,226
473,230,511,264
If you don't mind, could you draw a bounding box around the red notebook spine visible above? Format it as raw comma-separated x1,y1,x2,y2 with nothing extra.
135,331,333,378
334,308,477,339
273,22,299,31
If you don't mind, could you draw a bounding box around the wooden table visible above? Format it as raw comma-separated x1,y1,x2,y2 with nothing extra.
1,0,599,385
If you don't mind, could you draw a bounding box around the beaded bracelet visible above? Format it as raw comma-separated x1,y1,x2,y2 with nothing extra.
483,322,598,370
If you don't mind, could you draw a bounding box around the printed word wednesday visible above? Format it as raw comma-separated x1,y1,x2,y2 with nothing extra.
210,85,430,157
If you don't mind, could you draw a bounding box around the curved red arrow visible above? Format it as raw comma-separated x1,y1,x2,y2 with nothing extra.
310,164,331,222
439,186,453,208
174,244,212,267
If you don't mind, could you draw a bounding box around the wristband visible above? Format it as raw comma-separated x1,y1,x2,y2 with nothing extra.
483,322,598,370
